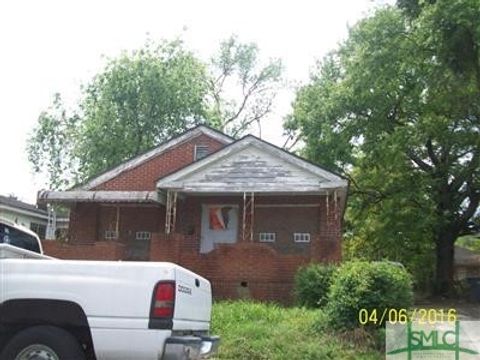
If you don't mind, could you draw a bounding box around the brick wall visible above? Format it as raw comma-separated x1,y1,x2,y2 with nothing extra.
176,195,340,257
147,194,342,304
94,134,226,191
68,203,98,244
150,238,313,304
42,240,125,260
59,193,342,303
67,133,225,244
97,205,164,243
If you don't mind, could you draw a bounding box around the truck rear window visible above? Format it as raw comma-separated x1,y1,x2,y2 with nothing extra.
0,224,41,253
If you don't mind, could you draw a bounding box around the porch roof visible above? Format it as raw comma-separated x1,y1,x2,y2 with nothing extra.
38,190,163,205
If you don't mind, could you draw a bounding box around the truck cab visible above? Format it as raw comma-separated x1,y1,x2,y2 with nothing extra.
0,218,43,254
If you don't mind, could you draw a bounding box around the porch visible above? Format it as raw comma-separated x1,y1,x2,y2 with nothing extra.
40,192,342,256
40,191,342,303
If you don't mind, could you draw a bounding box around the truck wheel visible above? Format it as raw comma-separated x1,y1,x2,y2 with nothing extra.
0,325,86,360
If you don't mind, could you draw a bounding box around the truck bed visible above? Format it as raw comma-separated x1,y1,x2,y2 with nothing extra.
0,243,53,260
0,244,212,331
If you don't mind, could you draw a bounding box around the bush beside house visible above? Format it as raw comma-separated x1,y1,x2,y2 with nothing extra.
294,261,413,330
294,263,337,308
325,261,413,329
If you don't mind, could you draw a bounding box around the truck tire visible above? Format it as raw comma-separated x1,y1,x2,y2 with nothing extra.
0,325,86,360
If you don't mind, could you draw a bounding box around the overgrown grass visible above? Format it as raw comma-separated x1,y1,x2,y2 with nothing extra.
211,301,383,360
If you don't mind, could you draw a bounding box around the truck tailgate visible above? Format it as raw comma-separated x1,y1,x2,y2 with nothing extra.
173,267,212,325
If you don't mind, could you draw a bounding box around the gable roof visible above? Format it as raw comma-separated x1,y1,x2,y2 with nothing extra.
156,135,348,193
79,125,233,190
0,195,47,216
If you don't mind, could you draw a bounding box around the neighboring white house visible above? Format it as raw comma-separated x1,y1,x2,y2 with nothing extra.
0,194,68,240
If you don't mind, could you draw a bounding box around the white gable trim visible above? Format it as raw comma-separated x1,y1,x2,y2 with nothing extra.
156,135,348,190
79,126,233,190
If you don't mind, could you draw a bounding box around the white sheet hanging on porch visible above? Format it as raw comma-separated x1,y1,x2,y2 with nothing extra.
200,205,238,253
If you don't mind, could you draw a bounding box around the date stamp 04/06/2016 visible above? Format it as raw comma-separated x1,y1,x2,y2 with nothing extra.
358,309,480,359
358,308,458,326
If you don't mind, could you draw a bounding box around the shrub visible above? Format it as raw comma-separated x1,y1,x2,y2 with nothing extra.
325,261,413,329
294,263,337,308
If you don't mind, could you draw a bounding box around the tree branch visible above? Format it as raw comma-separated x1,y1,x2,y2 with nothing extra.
449,148,480,193
230,100,272,137
282,134,300,150
456,190,480,231
407,150,433,172
426,139,439,166
223,76,263,127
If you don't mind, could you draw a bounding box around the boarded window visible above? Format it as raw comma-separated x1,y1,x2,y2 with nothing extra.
135,231,151,241
194,145,209,161
104,230,118,240
293,232,311,243
259,232,276,242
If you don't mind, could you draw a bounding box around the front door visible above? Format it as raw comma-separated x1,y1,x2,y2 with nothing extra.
200,205,238,253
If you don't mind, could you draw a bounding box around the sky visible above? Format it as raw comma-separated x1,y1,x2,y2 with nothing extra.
0,0,385,203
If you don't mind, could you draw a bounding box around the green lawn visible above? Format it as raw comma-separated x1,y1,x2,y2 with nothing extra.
211,301,383,360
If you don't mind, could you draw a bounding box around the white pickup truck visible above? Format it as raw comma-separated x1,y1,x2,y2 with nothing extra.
0,219,219,360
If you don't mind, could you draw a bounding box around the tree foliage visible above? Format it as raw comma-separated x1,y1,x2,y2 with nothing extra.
286,1,480,293
326,261,413,329
77,40,209,177
207,35,283,137
28,37,283,188
27,94,80,189
294,263,337,308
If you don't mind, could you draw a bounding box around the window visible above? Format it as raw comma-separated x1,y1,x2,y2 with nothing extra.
135,231,151,241
259,232,276,242
194,145,209,161
30,222,46,239
104,230,118,240
293,232,311,243
0,224,41,253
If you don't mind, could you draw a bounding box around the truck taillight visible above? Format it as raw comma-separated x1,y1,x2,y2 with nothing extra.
151,281,175,319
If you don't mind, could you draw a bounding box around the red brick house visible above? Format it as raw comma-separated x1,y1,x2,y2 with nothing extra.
39,125,348,303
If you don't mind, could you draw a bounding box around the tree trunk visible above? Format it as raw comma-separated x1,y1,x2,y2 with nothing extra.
434,230,456,296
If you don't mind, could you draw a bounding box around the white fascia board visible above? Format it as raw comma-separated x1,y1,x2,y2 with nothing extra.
160,183,344,193
79,126,233,190
38,190,162,204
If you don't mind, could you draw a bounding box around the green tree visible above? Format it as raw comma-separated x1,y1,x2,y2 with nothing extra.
77,39,209,178
28,40,208,186
286,2,480,294
27,94,80,189
207,35,283,137
28,37,283,188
